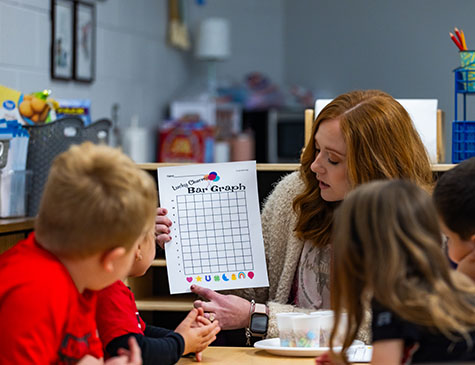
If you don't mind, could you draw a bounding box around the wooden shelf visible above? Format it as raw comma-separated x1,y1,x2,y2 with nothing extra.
138,162,454,173
135,295,196,311
137,162,300,172
0,217,35,254
256,163,299,171
151,259,166,267
431,163,456,172
0,217,35,234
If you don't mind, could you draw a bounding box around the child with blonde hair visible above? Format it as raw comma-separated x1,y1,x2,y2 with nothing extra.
317,180,475,365
0,142,157,364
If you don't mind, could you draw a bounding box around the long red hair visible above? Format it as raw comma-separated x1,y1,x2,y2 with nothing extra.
293,90,433,247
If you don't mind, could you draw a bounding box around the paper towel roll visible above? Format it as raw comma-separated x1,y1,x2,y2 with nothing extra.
123,116,154,162
214,140,230,162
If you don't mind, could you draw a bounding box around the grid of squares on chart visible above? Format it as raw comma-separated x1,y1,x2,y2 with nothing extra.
177,191,253,275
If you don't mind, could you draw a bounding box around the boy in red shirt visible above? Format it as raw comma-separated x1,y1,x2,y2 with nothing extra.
96,220,221,364
0,142,156,364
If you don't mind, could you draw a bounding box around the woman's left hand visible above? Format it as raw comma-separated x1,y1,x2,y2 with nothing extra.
155,207,172,249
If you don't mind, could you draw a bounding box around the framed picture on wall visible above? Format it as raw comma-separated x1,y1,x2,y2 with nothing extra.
73,1,95,82
51,0,74,80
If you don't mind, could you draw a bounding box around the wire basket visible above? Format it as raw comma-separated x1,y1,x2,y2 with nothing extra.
455,67,475,93
456,51,475,92
24,117,111,216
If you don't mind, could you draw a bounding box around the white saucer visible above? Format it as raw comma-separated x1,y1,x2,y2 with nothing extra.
254,338,340,357
254,338,371,361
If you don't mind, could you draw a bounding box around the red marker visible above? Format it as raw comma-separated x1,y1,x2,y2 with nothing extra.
450,32,464,51
455,27,464,45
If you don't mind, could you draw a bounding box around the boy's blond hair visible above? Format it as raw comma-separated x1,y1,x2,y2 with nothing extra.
36,142,157,258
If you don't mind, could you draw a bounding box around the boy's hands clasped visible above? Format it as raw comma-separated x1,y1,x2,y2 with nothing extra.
175,308,221,359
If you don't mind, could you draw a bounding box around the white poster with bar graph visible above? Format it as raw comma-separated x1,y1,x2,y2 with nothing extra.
158,161,269,294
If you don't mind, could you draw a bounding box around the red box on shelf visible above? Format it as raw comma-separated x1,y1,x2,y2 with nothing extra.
157,119,214,163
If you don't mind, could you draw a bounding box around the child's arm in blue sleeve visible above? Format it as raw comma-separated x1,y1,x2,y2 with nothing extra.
106,331,185,365
143,325,175,339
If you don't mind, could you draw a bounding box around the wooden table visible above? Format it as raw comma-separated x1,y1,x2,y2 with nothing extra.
177,346,369,364
177,347,316,364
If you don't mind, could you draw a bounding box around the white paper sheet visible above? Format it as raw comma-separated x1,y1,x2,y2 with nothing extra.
157,161,269,294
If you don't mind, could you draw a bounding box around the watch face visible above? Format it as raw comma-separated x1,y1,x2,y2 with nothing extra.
250,312,268,334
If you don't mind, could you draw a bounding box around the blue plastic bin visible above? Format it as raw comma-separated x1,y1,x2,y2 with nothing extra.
452,120,475,163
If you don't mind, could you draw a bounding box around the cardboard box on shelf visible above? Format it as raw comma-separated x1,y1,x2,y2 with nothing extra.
0,85,55,125
158,119,214,163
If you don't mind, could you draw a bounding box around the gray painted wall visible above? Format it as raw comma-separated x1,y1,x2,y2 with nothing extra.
284,0,475,161
187,0,285,89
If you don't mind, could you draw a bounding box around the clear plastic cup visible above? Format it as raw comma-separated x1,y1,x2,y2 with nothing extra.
276,312,303,347
311,310,334,347
292,314,320,348
311,310,348,347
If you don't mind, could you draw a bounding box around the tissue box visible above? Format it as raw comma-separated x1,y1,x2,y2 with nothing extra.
0,170,31,217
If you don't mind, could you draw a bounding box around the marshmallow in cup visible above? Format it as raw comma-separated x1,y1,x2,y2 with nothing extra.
276,312,303,347
292,313,321,348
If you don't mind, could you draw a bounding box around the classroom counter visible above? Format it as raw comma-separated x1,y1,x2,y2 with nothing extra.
177,346,369,364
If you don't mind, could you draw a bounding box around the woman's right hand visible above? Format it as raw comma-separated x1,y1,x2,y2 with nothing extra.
155,207,172,249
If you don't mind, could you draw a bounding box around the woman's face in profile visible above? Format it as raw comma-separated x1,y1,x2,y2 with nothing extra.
310,118,351,201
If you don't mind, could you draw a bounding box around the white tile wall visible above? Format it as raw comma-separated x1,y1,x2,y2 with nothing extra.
0,0,286,162
0,0,194,133
0,4,38,68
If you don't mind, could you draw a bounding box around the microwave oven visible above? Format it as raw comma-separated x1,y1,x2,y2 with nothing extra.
267,109,305,163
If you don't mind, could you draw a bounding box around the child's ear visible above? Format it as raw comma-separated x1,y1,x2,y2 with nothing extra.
101,247,127,272
135,243,143,261
470,234,475,246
